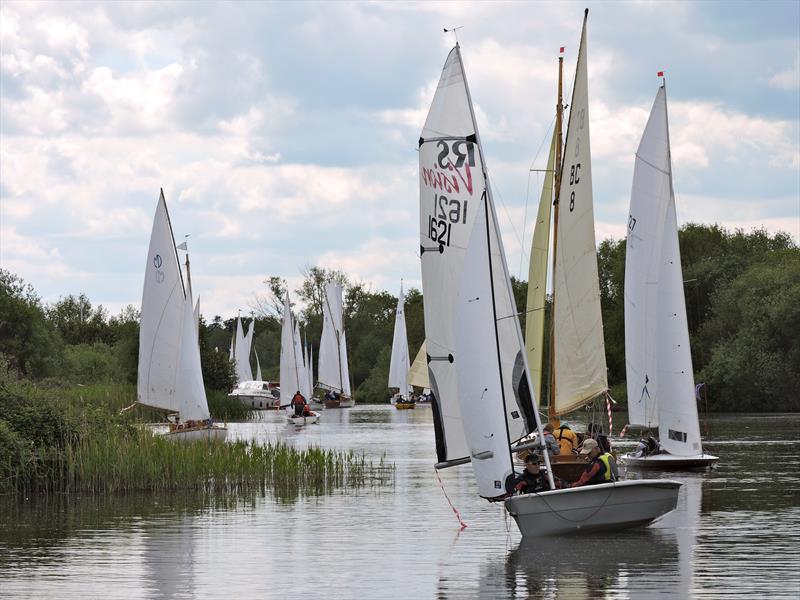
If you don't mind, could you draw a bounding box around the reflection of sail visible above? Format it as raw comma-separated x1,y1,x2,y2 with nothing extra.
143,516,195,600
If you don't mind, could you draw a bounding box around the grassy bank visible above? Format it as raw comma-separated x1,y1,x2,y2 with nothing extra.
0,365,393,497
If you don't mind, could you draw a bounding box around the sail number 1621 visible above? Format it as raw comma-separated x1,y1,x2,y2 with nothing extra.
428,194,468,247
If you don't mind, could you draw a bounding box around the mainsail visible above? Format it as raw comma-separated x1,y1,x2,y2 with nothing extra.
279,294,301,405
625,85,702,456
294,320,310,399
137,191,186,413
551,14,608,415
419,45,536,468
318,282,351,395
175,273,209,421
388,284,411,396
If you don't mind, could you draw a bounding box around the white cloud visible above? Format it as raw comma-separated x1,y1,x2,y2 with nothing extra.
769,56,800,90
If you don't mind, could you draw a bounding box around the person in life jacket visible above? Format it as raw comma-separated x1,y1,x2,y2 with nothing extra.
554,421,579,454
570,438,619,488
506,454,558,495
291,391,306,417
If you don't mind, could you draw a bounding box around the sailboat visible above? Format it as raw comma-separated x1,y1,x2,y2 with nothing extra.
318,282,354,408
230,316,254,384
622,80,718,469
420,12,680,536
388,283,414,409
280,292,319,425
137,190,227,441
521,12,613,483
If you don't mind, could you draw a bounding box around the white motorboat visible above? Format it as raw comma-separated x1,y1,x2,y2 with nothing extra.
228,380,281,410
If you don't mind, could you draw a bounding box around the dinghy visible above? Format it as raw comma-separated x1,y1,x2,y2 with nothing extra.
419,11,679,536
388,283,414,409
318,282,355,408
622,79,718,469
137,190,226,442
280,291,320,425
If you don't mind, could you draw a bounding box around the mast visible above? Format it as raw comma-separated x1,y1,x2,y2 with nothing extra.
547,50,565,426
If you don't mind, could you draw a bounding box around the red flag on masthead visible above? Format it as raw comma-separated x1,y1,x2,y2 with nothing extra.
559,46,565,54
657,71,664,77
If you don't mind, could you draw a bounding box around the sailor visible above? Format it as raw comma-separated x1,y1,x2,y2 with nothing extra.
291,390,306,416
508,454,553,495
570,438,619,487
554,421,579,454
542,423,561,455
587,422,612,453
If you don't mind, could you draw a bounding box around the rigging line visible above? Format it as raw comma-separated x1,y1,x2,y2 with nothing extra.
519,114,559,279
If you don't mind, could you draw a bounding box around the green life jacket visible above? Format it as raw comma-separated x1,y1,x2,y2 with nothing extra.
589,452,618,484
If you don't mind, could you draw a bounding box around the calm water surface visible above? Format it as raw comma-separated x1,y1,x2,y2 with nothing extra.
1,409,798,599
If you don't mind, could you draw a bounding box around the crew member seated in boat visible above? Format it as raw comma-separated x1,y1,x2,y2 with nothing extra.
302,403,313,417
291,390,307,416
632,436,662,458
507,454,561,495
554,421,579,454
570,438,618,487
542,424,561,455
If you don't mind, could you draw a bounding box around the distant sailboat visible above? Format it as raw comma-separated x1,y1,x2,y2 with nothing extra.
318,282,354,408
388,283,413,409
280,292,319,425
622,80,718,469
420,13,680,536
407,341,430,391
230,317,254,384
137,190,226,441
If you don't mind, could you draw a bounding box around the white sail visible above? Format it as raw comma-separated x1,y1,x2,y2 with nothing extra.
279,295,300,406
295,321,310,399
455,197,515,498
552,16,608,414
626,85,702,455
193,297,200,338
308,345,314,393
408,341,430,389
240,321,254,382
255,350,262,382
175,281,210,421
137,191,185,413
388,284,411,395
419,46,535,467
318,282,351,395
526,129,557,408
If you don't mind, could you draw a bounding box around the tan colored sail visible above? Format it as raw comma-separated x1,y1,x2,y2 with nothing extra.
526,129,557,408
408,341,430,389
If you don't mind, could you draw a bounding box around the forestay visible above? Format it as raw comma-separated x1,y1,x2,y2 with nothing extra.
318,282,351,395
526,129,557,408
552,17,608,415
388,284,411,396
419,45,535,468
625,86,702,455
137,191,185,413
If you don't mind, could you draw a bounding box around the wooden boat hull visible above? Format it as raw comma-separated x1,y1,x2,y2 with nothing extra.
164,425,228,442
324,397,354,409
287,413,320,425
395,402,416,410
505,479,681,537
622,453,719,469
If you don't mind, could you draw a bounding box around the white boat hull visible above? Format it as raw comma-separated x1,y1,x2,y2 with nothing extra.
164,425,228,442
504,479,681,537
623,453,719,469
287,413,320,425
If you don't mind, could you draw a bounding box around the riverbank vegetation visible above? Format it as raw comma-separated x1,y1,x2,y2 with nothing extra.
0,361,393,497
1,224,797,412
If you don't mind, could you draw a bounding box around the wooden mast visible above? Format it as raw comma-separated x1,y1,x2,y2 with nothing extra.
548,53,565,427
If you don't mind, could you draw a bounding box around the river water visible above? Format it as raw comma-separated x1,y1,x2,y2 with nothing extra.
1,408,798,599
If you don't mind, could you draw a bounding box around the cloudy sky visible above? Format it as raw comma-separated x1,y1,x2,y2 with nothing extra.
2,0,798,319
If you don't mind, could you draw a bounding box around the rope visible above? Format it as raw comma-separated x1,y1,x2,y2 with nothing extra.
434,467,467,530
606,393,613,435
527,481,617,524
